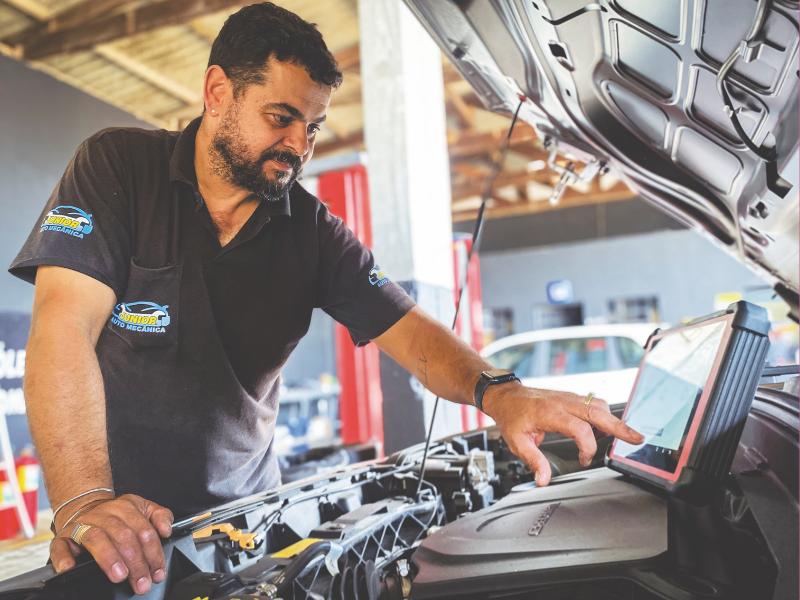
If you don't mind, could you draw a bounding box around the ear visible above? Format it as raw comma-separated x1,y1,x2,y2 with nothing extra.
203,65,232,116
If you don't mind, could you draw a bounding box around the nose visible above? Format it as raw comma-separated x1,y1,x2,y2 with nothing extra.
281,122,311,159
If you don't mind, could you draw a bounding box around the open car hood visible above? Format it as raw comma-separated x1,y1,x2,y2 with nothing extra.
403,0,799,311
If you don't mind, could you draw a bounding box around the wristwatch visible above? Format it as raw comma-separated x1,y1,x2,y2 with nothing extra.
474,369,520,413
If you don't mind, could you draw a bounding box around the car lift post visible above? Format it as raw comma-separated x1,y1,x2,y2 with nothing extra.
452,234,487,431
317,165,386,453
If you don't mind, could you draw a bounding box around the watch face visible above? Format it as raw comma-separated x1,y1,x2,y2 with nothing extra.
484,369,513,379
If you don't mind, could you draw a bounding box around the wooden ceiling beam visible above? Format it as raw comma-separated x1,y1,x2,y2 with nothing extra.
452,182,636,222
4,0,132,44
443,63,463,84
314,130,363,156
316,113,536,160
452,168,555,201
445,91,475,130
508,145,548,161
0,42,20,58
448,126,537,159
459,91,490,111
45,0,130,33
335,42,359,73
452,194,519,213
451,161,489,179
2,0,51,22
18,0,251,60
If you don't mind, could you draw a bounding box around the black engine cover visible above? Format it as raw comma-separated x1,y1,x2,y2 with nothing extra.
411,469,667,599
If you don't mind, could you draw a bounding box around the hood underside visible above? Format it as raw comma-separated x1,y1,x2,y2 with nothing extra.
404,0,799,310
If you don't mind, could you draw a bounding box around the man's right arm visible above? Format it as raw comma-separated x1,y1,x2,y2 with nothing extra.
26,266,172,595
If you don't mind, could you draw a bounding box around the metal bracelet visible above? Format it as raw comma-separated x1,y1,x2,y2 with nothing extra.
50,487,114,534
52,487,114,521
52,497,110,535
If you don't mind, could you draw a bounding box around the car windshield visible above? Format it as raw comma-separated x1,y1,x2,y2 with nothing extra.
617,336,646,369
547,337,608,375
487,342,536,374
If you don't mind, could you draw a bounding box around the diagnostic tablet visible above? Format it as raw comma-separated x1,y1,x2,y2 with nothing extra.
607,301,770,492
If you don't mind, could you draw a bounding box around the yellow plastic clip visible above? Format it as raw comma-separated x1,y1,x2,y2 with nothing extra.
272,537,323,558
192,523,258,550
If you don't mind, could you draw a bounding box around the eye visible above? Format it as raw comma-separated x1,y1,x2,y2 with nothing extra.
308,123,321,136
270,114,293,127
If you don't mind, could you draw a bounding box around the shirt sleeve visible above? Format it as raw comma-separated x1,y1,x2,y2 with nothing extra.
8,130,132,298
316,202,415,345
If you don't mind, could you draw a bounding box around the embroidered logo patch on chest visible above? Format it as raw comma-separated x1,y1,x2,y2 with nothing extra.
368,265,390,288
40,205,93,238
111,301,171,334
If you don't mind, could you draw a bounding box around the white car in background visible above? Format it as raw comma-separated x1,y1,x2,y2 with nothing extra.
481,323,662,406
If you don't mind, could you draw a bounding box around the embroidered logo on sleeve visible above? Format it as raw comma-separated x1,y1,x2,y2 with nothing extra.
110,301,171,334
368,265,390,288
40,205,93,238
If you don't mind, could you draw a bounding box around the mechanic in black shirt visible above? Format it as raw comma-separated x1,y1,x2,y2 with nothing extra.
10,2,643,595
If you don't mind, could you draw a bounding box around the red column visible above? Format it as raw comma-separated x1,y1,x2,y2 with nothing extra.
316,166,385,451
453,235,487,430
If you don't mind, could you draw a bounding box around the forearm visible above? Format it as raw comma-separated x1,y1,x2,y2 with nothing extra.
377,307,499,407
377,306,644,488
25,321,112,526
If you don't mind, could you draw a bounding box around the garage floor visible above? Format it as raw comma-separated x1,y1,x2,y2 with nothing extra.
0,511,53,582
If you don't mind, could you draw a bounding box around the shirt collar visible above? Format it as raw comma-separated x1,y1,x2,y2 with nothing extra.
169,116,292,218
169,116,200,188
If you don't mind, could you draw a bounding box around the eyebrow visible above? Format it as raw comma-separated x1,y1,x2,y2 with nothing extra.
264,102,327,123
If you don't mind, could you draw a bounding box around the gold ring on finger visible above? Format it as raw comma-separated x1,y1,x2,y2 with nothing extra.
584,392,595,420
69,523,93,546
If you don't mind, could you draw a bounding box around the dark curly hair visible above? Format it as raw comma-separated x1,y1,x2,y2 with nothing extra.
208,2,342,96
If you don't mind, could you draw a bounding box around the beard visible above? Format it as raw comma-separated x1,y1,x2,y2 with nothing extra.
209,108,303,202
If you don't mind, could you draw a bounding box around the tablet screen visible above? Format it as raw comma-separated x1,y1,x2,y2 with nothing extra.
611,318,729,477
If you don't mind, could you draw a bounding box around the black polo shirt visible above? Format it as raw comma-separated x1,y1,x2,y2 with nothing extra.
9,118,414,517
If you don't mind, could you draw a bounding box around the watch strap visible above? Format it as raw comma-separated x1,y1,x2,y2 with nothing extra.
474,371,520,413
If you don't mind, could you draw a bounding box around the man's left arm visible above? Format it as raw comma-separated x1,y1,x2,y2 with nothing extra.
375,306,644,486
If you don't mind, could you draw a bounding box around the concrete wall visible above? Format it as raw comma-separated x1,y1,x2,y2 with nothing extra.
0,56,153,311
479,229,765,332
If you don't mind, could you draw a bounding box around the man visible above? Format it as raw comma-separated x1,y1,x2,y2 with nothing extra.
10,2,643,596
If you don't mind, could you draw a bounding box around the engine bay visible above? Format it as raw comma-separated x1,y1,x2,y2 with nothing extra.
0,378,796,600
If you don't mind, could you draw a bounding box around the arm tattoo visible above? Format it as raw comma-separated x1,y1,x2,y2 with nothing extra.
418,350,429,387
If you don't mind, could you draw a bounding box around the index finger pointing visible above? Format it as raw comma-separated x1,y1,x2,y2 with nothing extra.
509,433,552,486
588,407,644,444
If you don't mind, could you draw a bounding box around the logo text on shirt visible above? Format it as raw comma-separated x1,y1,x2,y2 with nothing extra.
40,205,93,238
368,265,390,288
111,301,171,334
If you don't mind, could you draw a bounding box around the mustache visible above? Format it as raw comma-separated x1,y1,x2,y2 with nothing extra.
260,149,301,172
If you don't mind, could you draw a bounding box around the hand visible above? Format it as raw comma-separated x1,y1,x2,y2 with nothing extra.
51,494,174,595
483,383,644,486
